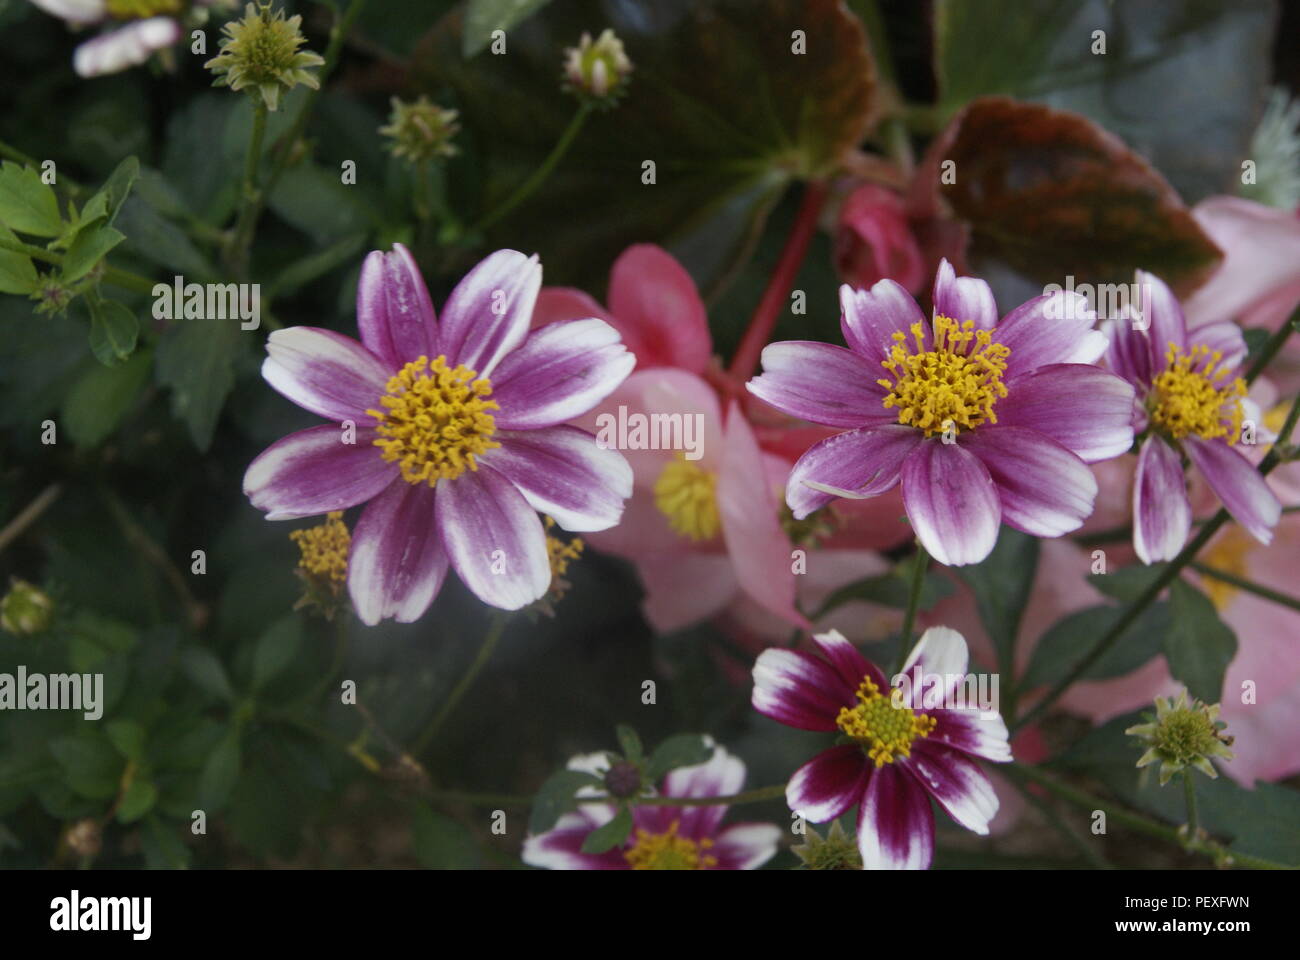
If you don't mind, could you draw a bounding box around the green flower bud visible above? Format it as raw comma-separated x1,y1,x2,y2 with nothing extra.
204,2,325,112
379,96,460,164
791,820,862,870
1,578,54,636
561,29,632,107
1126,690,1234,785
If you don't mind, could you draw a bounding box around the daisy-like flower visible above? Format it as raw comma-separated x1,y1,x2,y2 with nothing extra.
747,260,1136,566
29,1,226,78
752,627,1011,870
1126,690,1234,785
243,245,635,624
522,744,781,870
1108,270,1281,563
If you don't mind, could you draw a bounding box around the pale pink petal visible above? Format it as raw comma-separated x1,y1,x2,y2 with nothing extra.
438,249,541,377
262,327,390,423
933,258,997,330
356,243,436,369
1185,436,1281,545
998,364,1136,462
1133,435,1192,564
747,341,892,428
607,244,712,374
900,441,1001,567
784,425,924,519
839,280,927,365
961,426,1098,537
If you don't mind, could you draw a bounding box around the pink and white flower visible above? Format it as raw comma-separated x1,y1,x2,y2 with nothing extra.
29,0,222,77
1106,270,1281,563
521,744,781,870
752,627,1011,870
243,245,634,623
748,259,1136,566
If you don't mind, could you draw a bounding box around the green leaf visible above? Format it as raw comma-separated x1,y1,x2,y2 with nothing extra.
1021,602,1169,688
49,733,124,800
933,0,1276,203
0,161,62,236
462,0,552,57
180,647,235,701
1165,580,1237,701
1088,563,1169,604
0,223,38,294
141,814,192,869
615,724,644,764
529,768,602,835
580,804,632,855
812,565,954,619
155,313,241,450
61,221,126,284
85,297,140,366
646,733,713,781
265,233,366,300
117,777,158,824
61,348,150,447
252,616,303,690
105,719,147,761
411,802,481,868
955,526,1039,674
198,729,242,813
79,156,140,227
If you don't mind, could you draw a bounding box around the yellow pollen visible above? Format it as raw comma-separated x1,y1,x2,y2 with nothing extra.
836,675,937,767
877,316,1010,436
544,516,584,591
367,355,500,486
623,820,717,870
1149,343,1246,443
1201,527,1254,611
289,511,350,584
654,454,720,541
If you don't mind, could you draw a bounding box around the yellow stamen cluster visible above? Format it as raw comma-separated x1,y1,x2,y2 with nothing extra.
368,355,500,487
878,316,1010,436
1149,344,1246,443
544,516,584,589
654,454,720,541
289,511,350,584
623,820,717,870
106,0,182,18
836,676,937,767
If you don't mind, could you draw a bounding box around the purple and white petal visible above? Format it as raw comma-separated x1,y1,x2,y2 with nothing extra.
1133,435,1191,564
1103,316,1154,388
748,340,892,429
1185,436,1281,546
751,648,855,731
262,327,391,423
787,744,871,823
243,424,396,520
347,481,449,626
933,258,997,330
1135,270,1187,368
905,742,999,835
785,425,923,519
994,290,1106,378
900,441,1001,567
1188,320,1248,374
489,318,635,430
900,626,970,685
999,364,1136,462
663,745,746,840
712,823,782,870
436,463,550,610
356,243,437,369
839,280,927,365
961,425,1098,537
857,762,934,870
930,708,1013,763
74,18,178,77
812,629,886,692
438,249,541,377
521,810,628,870
31,0,104,25
481,426,632,532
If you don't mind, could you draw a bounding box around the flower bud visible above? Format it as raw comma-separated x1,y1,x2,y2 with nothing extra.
833,183,925,294
562,29,632,106
1126,689,1234,785
205,2,325,112
1,578,54,636
379,96,460,164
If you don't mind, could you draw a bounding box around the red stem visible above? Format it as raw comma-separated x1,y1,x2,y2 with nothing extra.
727,180,829,382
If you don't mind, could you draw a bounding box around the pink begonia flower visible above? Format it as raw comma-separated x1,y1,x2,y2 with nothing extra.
749,259,1136,567
752,628,1011,870
244,245,634,623
834,183,927,295
521,743,780,870
1105,270,1281,564
29,0,223,77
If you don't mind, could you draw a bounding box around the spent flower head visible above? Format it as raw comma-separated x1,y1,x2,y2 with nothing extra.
562,28,632,107
379,95,460,164
791,820,863,870
205,2,324,112
1,578,54,636
1126,690,1234,785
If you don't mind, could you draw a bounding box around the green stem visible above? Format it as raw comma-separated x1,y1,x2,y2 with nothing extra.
470,103,592,235
1190,560,1300,612
0,234,156,295
412,612,509,753
1183,769,1199,839
892,541,929,676
1002,766,1109,869
580,784,789,808
226,100,269,275
1244,315,1300,384
303,616,350,704
1011,763,1292,869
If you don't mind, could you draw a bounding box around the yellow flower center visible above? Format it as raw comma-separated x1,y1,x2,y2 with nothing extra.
654,454,720,541
367,355,500,486
836,676,937,767
623,821,717,870
106,0,182,19
1149,344,1245,443
289,511,350,584
878,316,1010,437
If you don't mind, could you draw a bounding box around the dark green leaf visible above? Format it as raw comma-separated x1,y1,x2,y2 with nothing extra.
180,647,235,701
198,729,241,813
141,814,192,869
529,768,602,834
411,802,481,868
647,733,712,780
85,297,140,365
956,526,1039,674
1088,562,1169,604
1021,602,1169,688
615,724,643,764
155,313,241,450
105,719,146,761
252,616,303,690
61,222,125,283
49,733,124,800
0,161,62,236
580,804,632,855
79,155,139,227
117,777,158,824
813,565,954,619
462,0,551,57
1165,579,1237,701
62,348,150,446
